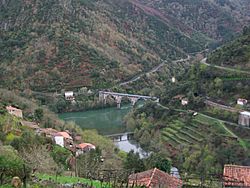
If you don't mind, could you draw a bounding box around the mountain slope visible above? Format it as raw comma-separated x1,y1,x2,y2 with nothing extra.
0,0,208,92
207,27,250,70
134,0,250,41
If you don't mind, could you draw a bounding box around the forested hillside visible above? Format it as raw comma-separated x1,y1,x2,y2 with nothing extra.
207,27,250,70
134,0,250,42
0,0,209,92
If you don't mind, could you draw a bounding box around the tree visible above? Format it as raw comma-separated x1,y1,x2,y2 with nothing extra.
77,147,102,178
183,145,215,186
0,145,29,185
56,98,67,113
51,145,71,169
145,153,171,173
34,108,44,122
123,150,145,173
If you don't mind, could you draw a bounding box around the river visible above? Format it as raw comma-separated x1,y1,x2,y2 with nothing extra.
59,104,147,157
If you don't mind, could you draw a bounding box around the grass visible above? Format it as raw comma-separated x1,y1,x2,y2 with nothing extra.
196,113,248,150
36,174,111,188
182,126,204,139
162,131,183,145
0,185,13,188
179,130,202,142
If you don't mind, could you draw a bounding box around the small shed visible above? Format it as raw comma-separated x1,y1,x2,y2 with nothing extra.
64,91,75,101
238,111,250,126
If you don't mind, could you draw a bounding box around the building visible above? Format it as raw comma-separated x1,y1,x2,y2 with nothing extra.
223,164,250,187
237,98,248,106
64,91,75,101
37,128,58,138
6,106,23,118
53,131,73,148
238,111,250,126
170,167,180,179
181,98,189,106
20,120,39,130
171,77,176,83
128,168,182,188
76,143,96,156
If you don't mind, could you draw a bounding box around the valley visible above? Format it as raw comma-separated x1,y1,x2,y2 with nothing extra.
0,0,250,188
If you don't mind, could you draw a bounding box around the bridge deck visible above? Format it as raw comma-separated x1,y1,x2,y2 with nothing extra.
99,91,158,100
106,132,134,137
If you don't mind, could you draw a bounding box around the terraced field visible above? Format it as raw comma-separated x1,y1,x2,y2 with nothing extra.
161,120,204,148
161,115,234,151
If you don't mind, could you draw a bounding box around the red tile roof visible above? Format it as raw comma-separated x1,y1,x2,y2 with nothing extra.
128,168,182,188
224,165,250,187
77,143,95,150
57,132,72,139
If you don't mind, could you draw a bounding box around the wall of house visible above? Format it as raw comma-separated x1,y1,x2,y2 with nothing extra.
54,136,64,147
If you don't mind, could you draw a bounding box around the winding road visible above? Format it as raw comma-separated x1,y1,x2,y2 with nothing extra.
119,55,191,86
200,58,250,75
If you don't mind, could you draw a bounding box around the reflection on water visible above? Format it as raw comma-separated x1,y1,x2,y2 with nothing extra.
59,105,131,135
114,134,149,158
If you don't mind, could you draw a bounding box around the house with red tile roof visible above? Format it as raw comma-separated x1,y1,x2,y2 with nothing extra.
76,143,96,156
128,168,182,188
53,131,73,148
223,164,250,187
6,106,23,118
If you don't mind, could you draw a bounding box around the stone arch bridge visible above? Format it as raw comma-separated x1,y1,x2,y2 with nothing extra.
99,91,159,108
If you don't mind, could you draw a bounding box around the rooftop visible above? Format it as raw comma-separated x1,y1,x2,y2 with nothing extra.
128,168,182,188
56,132,72,139
77,143,95,150
224,164,250,187
240,111,250,116
65,91,74,96
20,121,39,129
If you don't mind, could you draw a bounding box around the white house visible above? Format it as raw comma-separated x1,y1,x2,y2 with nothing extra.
76,143,96,156
237,98,248,106
54,135,64,147
64,91,75,101
53,131,73,148
181,98,189,106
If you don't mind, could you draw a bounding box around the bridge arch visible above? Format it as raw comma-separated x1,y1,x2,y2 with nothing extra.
99,91,159,109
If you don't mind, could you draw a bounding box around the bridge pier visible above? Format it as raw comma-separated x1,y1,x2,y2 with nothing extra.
115,96,122,109
129,97,139,106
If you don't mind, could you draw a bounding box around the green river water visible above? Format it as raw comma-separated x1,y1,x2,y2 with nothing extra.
59,104,148,157
59,105,131,135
